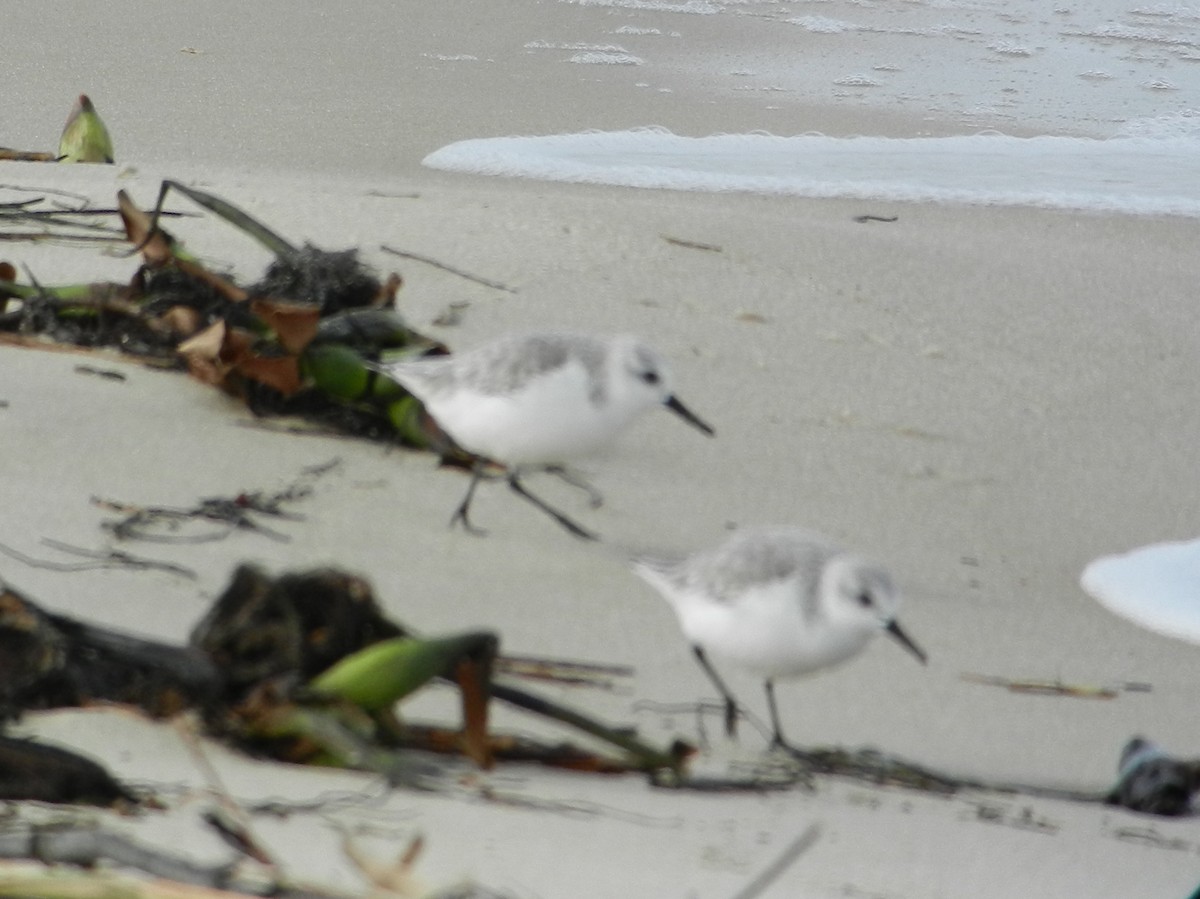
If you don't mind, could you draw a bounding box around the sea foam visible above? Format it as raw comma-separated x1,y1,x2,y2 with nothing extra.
423,128,1200,217
1082,539,1200,645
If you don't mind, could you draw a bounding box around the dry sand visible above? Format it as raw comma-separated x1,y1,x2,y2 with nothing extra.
3,3,1199,897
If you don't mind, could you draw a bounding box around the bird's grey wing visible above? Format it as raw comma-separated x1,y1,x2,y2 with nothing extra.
630,550,692,593
462,332,610,397
688,529,837,608
372,355,459,400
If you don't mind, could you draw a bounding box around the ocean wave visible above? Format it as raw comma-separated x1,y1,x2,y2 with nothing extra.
423,128,1200,217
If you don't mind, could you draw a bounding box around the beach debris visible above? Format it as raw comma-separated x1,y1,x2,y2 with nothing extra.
342,830,524,897
661,234,722,252
0,538,197,579
960,671,1124,700
728,823,822,899
0,562,689,797
785,746,963,795
0,95,114,164
57,94,114,164
0,182,468,451
0,581,221,722
139,180,400,314
0,832,253,891
962,800,1059,835
0,736,137,806
73,363,127,380
0,821,506,899
380,244,517,294
1,559,1184,807
343,833,429,897
0,149,56,162
494,653,633,690
93,459,336,544
0,201,133,246
310,631,498,769
735,310,768,324
853,214,899,223
1106,737,1200,816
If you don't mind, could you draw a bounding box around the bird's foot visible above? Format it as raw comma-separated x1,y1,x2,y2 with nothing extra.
449,507,489,537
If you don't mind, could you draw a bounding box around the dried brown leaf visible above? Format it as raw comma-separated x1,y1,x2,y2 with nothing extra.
376,272,402,308
176,321,236,387
236,355,302,396
159,305,204,338
116,190,248,303
117,190,175,268
250,298,320,354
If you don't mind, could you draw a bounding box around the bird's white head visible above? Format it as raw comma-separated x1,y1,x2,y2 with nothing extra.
610,336,715,436
610,336,675,406
820,553,927,664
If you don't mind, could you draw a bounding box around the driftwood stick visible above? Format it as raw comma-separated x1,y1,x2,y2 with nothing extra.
379,245,516,293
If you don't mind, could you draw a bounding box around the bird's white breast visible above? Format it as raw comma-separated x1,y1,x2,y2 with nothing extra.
669,579,876,679
424,359,630,465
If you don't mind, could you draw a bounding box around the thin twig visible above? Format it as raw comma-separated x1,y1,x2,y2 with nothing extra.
961,671,1120,700
0,539,197,579
0,150,56,162
661,234,723,252
380,244,517,293
93,499,268,544
497,654,634,690
0,184,92,206
0,231,128,244
1,207,186,218
173,717,278,868
43,539,197,578
729,823,822,899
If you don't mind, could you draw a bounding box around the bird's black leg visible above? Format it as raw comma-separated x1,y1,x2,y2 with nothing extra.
764,679,793,751
507,472,599,541
692,646,741,738
450,461,489,536
543,465,604,509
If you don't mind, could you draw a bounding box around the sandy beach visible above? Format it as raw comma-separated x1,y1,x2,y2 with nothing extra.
4,2,1200,896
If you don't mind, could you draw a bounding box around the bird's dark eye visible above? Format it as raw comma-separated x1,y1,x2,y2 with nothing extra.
640,370,660,385
856,591,873,608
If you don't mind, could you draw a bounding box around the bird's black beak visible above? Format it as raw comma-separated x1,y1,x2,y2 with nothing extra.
886,619,928,665
665,395,715,437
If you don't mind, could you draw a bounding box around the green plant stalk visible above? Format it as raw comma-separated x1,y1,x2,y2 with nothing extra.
310,633,497,712
491,681,685,773
149,180,297,260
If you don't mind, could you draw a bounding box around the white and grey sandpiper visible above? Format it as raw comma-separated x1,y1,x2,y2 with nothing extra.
633,526,927,749
374,331,714,539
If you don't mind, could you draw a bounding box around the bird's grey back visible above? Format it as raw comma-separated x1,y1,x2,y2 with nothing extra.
398,332,610,402
637,528,840,615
